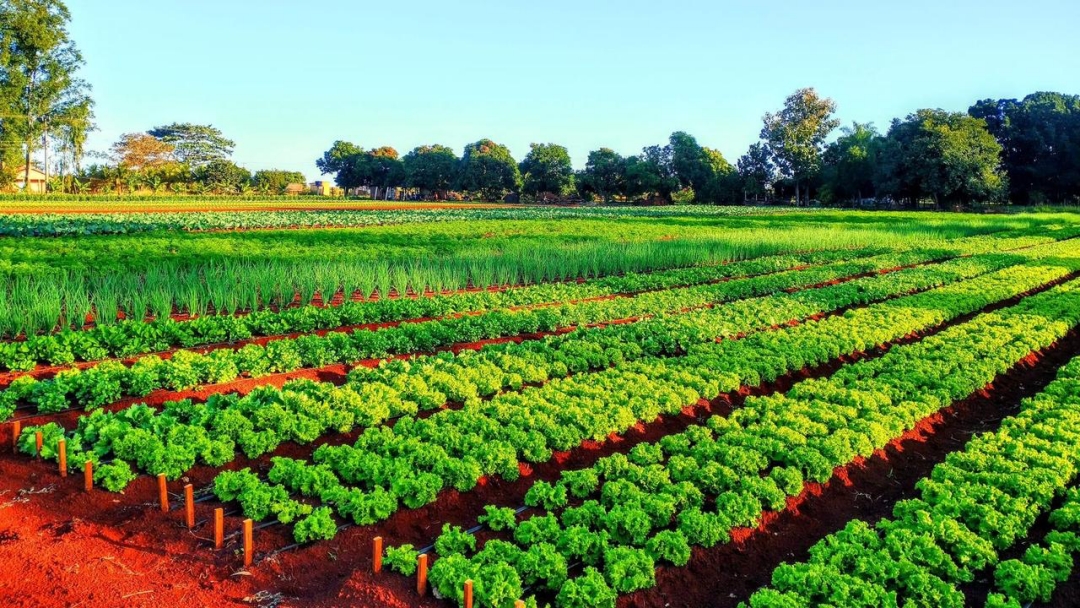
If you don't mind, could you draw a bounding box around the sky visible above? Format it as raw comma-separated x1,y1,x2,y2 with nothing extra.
66,0,1080,182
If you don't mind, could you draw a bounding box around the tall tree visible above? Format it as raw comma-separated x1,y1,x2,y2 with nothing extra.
403,144,458,198
315,140,364,191
110,132,175,172
761,88,839,205
457,138,520,201
969,92,1080,204
737,142,775,202
876,109,1006,207
667,131,736,203
820,122,882,204
148,123,234,167
0,0,93,190
519,142,574,199
579,148,626,202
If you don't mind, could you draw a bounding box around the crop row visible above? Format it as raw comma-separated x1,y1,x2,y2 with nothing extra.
15,249,1039,488
0,247,868,371
400,273,1080,608
0,205,821,237
0,248,940,419
746,354,1080,608
7,215,939,342
204,262,1077,556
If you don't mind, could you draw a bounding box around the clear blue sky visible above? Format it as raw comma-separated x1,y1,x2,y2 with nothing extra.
67,0,1080,181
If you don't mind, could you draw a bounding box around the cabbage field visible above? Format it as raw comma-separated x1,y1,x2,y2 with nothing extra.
3,205,1080,608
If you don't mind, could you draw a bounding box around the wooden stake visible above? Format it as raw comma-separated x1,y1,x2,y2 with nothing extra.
515,601,526,608
11,420,20,453
214,508,224,549
84,460,93,492
243,519,253,567
157,473,168,512
34,430,42,458
372,536,383,573
464,579,474,608
57,438,67,477
417,553,428,596
184,484,194,529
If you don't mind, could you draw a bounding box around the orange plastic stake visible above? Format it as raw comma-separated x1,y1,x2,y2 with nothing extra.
464,579,474,608
184,484,194,529
243,519,253,567
417,553,428,596
214,508,224,549
11,420,20,453
57,438,67,477
84,460,93,492
372,536,383,573
157,474,168,512
34,430,42,458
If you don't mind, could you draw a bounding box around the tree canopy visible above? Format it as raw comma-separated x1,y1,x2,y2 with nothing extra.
761,88,839,205
252,169,305,193
969,92,1080,204
519,143,574,198
458,138,520,201
403,144,459,196
876,109,1006,207
0,0,93,188
148,122,234,168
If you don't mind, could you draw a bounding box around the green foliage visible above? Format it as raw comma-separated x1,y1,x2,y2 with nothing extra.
292,507,337,544
435,523,476,557
556,567,616,608
384,544,419,576
478,505,517,532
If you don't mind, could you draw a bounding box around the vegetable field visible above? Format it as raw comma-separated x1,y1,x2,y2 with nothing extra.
4,206,1080,608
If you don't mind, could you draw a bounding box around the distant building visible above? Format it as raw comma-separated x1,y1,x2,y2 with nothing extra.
284,183,307,195
310,181,332,196
13,166,47,194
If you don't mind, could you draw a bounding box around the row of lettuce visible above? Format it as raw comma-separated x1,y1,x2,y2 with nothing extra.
0,247,871,371
746,354,1080,608
382,273,1080,607
0,248,948,420
13,248,1058,480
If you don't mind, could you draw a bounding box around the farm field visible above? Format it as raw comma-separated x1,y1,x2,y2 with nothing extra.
4,206,1080,608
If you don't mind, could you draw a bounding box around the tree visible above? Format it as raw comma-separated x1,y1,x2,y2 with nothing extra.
0,0,94,191
761,88,840,205
970,92,1080,204
579,148,626,202
403,144,458,198
876,109,1006,208
110,132,175,172
667,131,736,204
519,142,574,199
316,140,364,191
819,122,882,204
623,144,678,203
194,159,251,194
457,138,520,201
737,143,775,202
148,122,234,167
356,146,405,200
252,169,305,194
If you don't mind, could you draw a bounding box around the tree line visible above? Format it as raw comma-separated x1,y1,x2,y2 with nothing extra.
321,88,1080,207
